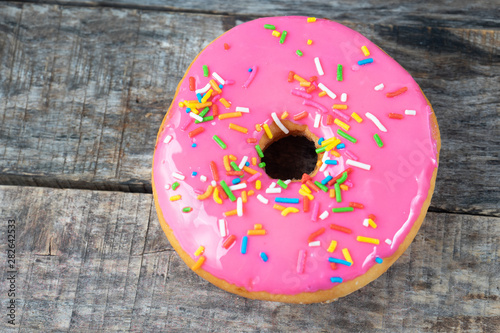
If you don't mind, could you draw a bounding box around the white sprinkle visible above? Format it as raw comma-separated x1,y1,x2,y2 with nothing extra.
172,172,185,180
195,82,211,94
319,211,329,220
257,194,269,204
341,93,347,102
323,170,330,177
363,219,369,227
189,112,203,122
212,72,225,85
269,182,276,188
163,135,173,144
318,83,337,100
229,183,247,191
235,107,250,113
308,241,321,247
237,197,243,217
211,180,217,187
374,83,384,91
200,175,207,182
271,112,289,134
265,187,282,194
365,112,387,132
346,159,371,170
322,152,329,162
284,179,292,185
319,163,328,172
314,57,325,76
314,113,321,128
238,156,248,170
385,239,392,245
219,219,227,237
164,184,171,190
405,109,417,116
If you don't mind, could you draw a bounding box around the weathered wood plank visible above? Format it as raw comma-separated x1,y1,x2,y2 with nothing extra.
0,186,498,332
23,0,500,29
0,3,499,215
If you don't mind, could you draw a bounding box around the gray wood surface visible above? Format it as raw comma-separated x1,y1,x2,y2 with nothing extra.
0,185,498,332
0,3,499,216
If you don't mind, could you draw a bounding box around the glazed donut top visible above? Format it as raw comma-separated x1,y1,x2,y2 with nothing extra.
153,16,438,295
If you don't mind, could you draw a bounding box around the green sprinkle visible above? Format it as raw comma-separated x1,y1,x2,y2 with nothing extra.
255,145,264,158
277,179,288,189
337,129,357,143
258,162,266,168
332,207,354,213
182,207,192,213
202,65,209,77
264,24,276,30
199,107,210,117
230,161,241,172
334,183,342,203
195,115,214,124
172,182,180,190
220,180,236,202
374,133,384,147
314,181,329,193
336,172,348,184
315,146,326,154
213,135,227,149
337,64,343,81
296,49,303,56
279,31,288,44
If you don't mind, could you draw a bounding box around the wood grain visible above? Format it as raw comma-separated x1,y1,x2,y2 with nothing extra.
0,3,499,216
0,185,498,332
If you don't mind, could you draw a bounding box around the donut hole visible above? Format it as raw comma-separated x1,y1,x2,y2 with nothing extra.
262,134,318,180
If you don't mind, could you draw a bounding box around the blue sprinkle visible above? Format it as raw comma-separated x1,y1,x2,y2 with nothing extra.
241,236,248,254
328,257,352,266
325,160,338,165
375,257,383,264
260,252,268,262
191,143,197,148
336,143,346,149
245,161,250,167
231,178,241,185
191,171,198,176
196,93,202,102
275,197,300,204
186,107,191,113
219,84,224,89
248,68,253,72
318,137,324,145
357,58,374,66
321,175,333,185
330,277,343,283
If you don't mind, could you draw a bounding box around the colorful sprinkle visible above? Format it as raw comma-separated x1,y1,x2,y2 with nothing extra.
279,31,288,44
297,250,307,274
169,195,181,201
260,252,269,262
386,87,408,98
182,207,192,213
375,257,383,264
405,109,417,116
358,58,374,65
361,45,370,56
264,24,275,30
271,112,290,134
222,235,236,249
357,236,380,244
327,241,338,253
220,180,236,202
342,248,354,264
202,65,209,77
272,30,281,37
365,112,388,132
212,135,227,149
332,207,354,213
328,257,352,266
194,246,205,256
330,277,343,283
374,133,384,147
337,64,343,81
307,17,317,23
388,113,404,119
296,50,303,56
191,256,205,270
337,129,357,142
172,182,180,190
330,224,352,234
317,83,337,100
255,145,264,158
346,159,371,170
275,197,300,204
241,236,248,254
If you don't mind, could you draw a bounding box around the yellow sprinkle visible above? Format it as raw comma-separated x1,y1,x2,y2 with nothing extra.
325,140,341,151
351,112,363,123
299,81,311,87
255,123,262,132
273,204,285,211
229,123,248,134
334,118,350,131
178,102,184,107
197,185,214,200
218,112,242,120
272,30,281,37
342,248,354,264
213,187,222,204
254,224,263,230
307,17,317,23
243,166,258,175
219,98,231,108
327,240,337,253
281,207,300,216
191,256,205,270
224,209,238,217
194,245,205,256
332,104,348,110
241,191,248,203
256,180,261,190
329,189,336,198
251,157,257,166
169,195,181,201
247,190,255,196
330,150,341,157
368,218,377,229
190,107,199,114
301,184,311,193
263,123,273,139
321,137,338,146
361,45,370,56
357,236,380,244
298,189,314,200
229,154,237,161
201,89,212,103
248,229,266,236
223,155,231,171
340,184,349,191
281,111,289,119
307,39,313,45
293,74,307,82
318,91,327,97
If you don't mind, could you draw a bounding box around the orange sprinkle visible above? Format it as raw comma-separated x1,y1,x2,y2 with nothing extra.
191,256,205,270
224,43,230,50
332,104,348,110
309,76,318,82
255,124,262,132
218,112,241,120
247,190,255,196
293,111,308,121
330,224,352,234
229,154,237,161
288,71,295,82
210,79,222,94
329,188,336,198
243,166,258,175
300,81,311,87
306,84,316,93
195,102,212,109
281,111,289,119
326,114,334,125
247,138,257,143
222,235,236,249
308,227,326,243
369,214,377,221
293,74,307,82
251,157,257,165
217,184,227,200
224,209,238,217
188,126,205,138
210,161,220,181
247,230,266,236
349,202,364,209
226,171,244,176
219,98,231,108
254,224,262,230
306,180,320,192
273,204,286,211
386,87,408,98
303,196,310,212
212,104,219,117
228,123,248,133
388,113,404,119
189,77,195,91
242,191,248,203
223,155,231,171
330,262,337,270
197,185,214,200
318,91,327,97
330,150,341,157
340,184,349,191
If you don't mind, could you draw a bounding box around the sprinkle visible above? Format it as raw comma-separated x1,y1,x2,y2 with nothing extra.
188,127,205,138
405,109,417,116
255,124,262,132
341,93,347,102
219,98,231,108
222,235,236,249
257,194,268,204
218,219,227,237
332,104,348,110
272,30,281,37
275,197,300,204
230,161,241,173
256,180,261,190
247,138,257,144
296,50,303,56
311,202,319,222
243,66,258,88
264,24,275,29
182,207,192,213
258,162,266,168
385,239,392,245
349,202,364,209
330,224,352,233
332,183,341,203
389,113,404,119
336,129,356,143
368,219,377,228
218,112,242,120
299,189,314,200
308,227,326,242
307,17,316,23
194,246,205,256
288,71,295,82
189,112,203,122
220,180,236,202
293,111,308,121
247,230,266,236
365,112,387,132
235,107,250,113
318,91,327,97
271,112,290,134
262,123,273,139
330,277,343,283
273,204,285,211
224,43,230,50
197,186,213,200
342,248,353,264
361,45,370,56
255,145,264,158
238,156,249,170
357,236,380,245
212,72,225,85
358,58,374,65
307,39,313,45
297,250,307,274
191,256,205,270
300,81,311,87
277,179,288,189
195,83,211,95
229,183,247,191
374,133,384,147
313,114,321,128
266,187,282,194
325,160,338,165
254,224,262,230
309,241,321,247
172,172,185,181
282,207,300,216
337,64,343,81
202,65,209,77
281,111,289,119
260,252,269,262
169,195,181,201
251,157,257,166
303,196,310,212
163,135,173,144
332,207,354,213
241,236,248,254
331,109,351,122
212,135,227,149
317,83,337,100
224,209,237,217
200,175,207,182
314,57,325,76
386,87,408,98
234,197,243,217
336,172,348,184
279,31,288,44
374,83,384,91
346,159,371,170
328,257,352,266
375,257,383,264
334,118,350,131
327,241,337,253
321,175,333,185
243,166,258,175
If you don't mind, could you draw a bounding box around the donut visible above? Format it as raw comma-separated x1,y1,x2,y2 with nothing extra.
152,16,440,303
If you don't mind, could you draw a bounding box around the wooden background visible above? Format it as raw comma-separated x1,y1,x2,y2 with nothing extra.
0,1,498,331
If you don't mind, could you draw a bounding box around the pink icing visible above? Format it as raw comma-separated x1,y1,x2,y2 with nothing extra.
153,17,438,295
